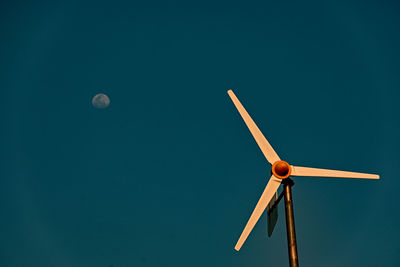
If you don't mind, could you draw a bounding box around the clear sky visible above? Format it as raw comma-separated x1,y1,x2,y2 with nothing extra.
1,0,399,266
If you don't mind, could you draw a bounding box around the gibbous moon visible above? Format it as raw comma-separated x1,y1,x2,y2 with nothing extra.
92,93,110,109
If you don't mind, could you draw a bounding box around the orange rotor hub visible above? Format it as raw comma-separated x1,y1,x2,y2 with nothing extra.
272,160,291,179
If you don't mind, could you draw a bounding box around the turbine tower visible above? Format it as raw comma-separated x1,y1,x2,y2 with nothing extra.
228,90,379,267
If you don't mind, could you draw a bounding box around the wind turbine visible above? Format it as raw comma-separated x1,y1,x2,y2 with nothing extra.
227,90,379,267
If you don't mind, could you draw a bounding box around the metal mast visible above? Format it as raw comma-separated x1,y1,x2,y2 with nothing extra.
283,179,299,267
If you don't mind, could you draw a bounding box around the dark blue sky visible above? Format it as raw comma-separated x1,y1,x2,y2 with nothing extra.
1,0,399,266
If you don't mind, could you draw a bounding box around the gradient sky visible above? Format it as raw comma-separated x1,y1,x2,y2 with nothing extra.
1,0,399,266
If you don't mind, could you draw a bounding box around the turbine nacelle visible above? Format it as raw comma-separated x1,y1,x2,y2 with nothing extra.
272,160,291,179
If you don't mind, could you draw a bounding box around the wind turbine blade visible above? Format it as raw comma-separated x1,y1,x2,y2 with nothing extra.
228,90,280,165
267,192,279,237
235,175,282,251
291,166,380,179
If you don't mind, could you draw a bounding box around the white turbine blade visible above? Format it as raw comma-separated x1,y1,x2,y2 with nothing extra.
235,175,282,251
228,90,280,165
291,166,380,180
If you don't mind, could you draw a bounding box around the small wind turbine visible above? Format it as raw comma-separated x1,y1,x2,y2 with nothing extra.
228,90,379,267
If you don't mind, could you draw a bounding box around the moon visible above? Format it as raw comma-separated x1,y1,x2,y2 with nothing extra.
92,93,110,109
